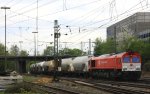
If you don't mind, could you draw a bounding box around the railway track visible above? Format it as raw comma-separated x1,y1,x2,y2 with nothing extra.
26,74,150,94
138,77,150,84
95,79,150,89
61,77,150,94
24,81,80,94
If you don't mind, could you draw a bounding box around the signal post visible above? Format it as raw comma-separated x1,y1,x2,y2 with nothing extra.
53,20,61,81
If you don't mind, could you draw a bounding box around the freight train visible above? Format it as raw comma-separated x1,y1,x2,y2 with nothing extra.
30,51,142,80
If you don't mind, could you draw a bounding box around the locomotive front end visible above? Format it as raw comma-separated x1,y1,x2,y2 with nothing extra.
121,52,142,80
122,52,141,71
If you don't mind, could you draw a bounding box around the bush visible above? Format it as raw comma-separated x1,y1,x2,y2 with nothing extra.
5,83,33,93
143,61,150,71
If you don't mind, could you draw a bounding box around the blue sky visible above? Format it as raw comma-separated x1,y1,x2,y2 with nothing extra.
0,0,149,55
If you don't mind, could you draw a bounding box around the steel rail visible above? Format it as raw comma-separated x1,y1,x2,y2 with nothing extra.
61,77,150,94
24,81,80,94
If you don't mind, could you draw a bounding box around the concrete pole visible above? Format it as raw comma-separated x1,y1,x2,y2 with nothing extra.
1,6,10,72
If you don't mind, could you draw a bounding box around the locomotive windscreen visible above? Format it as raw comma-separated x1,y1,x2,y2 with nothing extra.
132,57,140,63
123,56,130,63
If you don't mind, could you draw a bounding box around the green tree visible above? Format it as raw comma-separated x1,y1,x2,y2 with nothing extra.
0,43,5,73
59,48,69,55
117,36,150,60
0,43,5,55
94,38,103,55
143,61,150,71
0,43,10,73
10,45,19,56
59,48,84,56
19,50,28,56
43,46,54,56
94,38,115,55
117,37,144,53
8,45,20,72
68,48,83,56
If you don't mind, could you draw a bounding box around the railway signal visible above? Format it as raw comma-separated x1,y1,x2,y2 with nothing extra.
53,20,61,81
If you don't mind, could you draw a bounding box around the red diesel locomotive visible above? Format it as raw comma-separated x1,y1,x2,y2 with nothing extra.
89,52,142,80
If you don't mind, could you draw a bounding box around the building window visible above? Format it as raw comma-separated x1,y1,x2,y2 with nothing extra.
139,32,150,39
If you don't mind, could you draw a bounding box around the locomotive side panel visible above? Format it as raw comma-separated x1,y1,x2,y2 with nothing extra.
92,56,122,70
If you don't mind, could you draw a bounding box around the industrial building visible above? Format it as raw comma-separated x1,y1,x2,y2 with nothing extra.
107,12,150,42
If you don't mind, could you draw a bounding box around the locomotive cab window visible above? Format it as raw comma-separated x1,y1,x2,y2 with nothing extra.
123,56,130,63
88,61,90,66
132,57,140,63
91,60,95,67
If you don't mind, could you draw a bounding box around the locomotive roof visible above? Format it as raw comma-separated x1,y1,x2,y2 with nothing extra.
91,52,140,60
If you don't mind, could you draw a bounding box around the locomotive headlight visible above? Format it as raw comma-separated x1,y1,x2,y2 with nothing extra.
123,66,127,68
136,66,141,71
136,66,140,68
123,66,127,71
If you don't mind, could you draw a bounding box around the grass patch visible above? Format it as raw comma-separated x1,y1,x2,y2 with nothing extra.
23,75,39,82
5,82,37,94
0,91,4,94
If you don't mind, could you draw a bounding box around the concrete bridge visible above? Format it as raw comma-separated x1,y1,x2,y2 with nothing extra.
0,55,74,74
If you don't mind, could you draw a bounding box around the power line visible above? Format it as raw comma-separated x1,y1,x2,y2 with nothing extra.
10,0,42,11
1,0,150,45
0,10,54,29
39,0,101,18
4,0,17,6
67,2,109,26
11,0,57,16
78,0,150,28
8,0,23,7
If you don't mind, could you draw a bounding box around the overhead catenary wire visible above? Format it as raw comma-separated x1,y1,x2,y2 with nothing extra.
38,0,102,18
0,0,99,20
0,0,45,19
61,1,150,46
1,0,148,33
1,0,147,29
9,0,57,17
4,0,17,6
77,0,150,28
60,0,148,29
0,0,150,55
67,2,110,27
